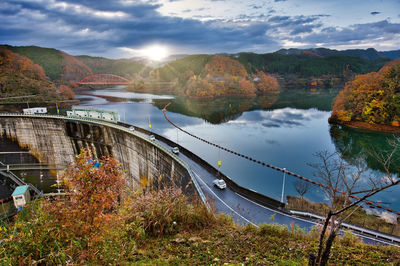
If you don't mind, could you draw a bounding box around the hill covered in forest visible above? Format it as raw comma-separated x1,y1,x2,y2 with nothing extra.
2,45,92,84
329,58,400,132
1,45,150,88
0,46,74,104
128,55,279,97
232,52,390,88
275,47,400,60
75,55,150,79
1,44,399,100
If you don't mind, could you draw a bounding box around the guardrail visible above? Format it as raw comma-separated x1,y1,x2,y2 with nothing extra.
0,113,208,207
123,122,284,209
3,113,400,245
0,113,284,209
289,210,400,245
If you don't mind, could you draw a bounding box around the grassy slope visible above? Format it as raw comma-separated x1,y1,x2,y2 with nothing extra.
126,222,400,265
2,189,399,265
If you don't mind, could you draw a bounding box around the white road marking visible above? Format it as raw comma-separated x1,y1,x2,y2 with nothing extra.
235,193,399,246
235,192,319,225
157,139,399,246
192,171,258,227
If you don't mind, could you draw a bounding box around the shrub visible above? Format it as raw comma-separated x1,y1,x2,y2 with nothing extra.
121,187,217,236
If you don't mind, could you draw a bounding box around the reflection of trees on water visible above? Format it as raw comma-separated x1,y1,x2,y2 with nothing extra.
330,124,400,175
267,89,339,112
153,89,339,124
153,93,279,124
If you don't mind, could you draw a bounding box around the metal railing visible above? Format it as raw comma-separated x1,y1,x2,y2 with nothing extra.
0,113,208,207
289,210,400,245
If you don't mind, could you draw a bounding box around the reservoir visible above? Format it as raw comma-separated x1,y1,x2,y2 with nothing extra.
75,86,400,217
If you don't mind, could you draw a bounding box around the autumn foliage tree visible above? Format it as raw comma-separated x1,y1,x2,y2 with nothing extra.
254,70,280,94
184,56,279,97
0,149,126,263
57,149,125,238
331,59,400,125
57,84,75,99
0,46,73,103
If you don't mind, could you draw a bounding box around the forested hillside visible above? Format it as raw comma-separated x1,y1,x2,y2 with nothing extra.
4,45,64,81
3,45,92,84
0,47,74,102
275,47,392,60
128,55,279,97
76,55,150,79
330,58,400,128
234,52,390,77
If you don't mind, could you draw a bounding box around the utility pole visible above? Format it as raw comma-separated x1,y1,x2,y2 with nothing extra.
281,168,286,203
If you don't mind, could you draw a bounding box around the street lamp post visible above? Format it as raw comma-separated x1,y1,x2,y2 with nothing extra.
281,168,286,203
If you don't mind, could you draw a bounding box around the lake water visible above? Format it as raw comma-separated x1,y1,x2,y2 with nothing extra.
76,86,400,218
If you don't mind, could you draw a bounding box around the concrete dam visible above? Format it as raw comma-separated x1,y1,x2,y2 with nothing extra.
0,114,200,199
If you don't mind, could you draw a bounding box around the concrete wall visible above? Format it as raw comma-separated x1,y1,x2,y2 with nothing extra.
0,116,195,195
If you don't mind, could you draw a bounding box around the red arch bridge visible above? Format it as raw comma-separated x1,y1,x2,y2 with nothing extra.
77,74,131,85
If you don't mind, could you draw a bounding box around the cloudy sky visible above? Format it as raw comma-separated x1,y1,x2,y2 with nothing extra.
1,0,400,58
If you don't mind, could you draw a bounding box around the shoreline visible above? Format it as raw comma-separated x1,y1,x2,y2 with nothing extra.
328,116,400,134
126,86,280,99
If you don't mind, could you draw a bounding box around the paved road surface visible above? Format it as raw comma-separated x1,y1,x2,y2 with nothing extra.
152,133,399,247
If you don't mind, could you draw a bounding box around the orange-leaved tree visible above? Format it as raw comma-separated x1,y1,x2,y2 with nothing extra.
1,149,126,264
56,148,126,241
331,59,400,125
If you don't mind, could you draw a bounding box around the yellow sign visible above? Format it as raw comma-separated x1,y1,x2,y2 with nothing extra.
218,160,221,168
149,124,152,128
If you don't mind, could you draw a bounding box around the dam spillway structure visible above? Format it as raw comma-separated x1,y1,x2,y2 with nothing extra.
0,112,203,202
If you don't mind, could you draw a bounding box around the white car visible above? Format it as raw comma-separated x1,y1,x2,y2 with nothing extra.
129,126,135,131
149,135,156,141
213,179,226,190
171,147,179,154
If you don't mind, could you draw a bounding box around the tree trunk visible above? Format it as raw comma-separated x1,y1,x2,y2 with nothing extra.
316,211,332,265
320,229,337,266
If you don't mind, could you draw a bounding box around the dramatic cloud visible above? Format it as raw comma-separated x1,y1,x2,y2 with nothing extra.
296,20,400,50
0,0,399,57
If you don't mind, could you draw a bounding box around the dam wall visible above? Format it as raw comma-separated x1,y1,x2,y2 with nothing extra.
0,114,198,197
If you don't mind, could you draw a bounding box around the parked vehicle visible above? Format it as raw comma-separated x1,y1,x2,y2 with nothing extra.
171,147,179,154
149,135,156,141
129,126,135,131
213,179,226,190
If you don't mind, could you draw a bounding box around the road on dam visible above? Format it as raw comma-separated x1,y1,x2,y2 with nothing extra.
1,113,398,247
135,127,400,247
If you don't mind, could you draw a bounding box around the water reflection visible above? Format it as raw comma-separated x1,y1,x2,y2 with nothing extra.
240,108,327,128
153,94,279,124
80,87,338,124
330,124,400,175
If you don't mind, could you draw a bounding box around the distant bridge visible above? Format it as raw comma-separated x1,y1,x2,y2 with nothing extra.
77,74,131,85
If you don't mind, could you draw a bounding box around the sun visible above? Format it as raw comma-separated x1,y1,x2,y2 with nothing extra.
140,45,169,61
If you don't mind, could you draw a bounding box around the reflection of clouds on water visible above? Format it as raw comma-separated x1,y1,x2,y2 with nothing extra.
262,120,303,128
231,107,328,128
365,208,397,224
89,89,174,100
265,139,280,145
